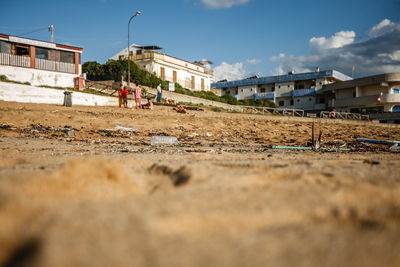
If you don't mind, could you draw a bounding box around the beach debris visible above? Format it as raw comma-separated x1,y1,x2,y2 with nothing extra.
188,132,199,138
356,138,400,145
272,145,350,151
114,124,139,133
150,136,178,146
206,132,212,137
389,143,400,151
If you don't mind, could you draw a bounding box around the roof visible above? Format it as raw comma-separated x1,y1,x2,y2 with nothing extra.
0,33,83,52
322,73,400,92
211,70,352,89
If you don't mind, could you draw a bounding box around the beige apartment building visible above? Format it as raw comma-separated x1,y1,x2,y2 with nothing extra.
110,44,214,91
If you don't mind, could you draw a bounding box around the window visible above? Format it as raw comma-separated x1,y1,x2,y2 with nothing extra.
279,101,284,106
260,88,266,93
297,99,300,102
0,41,11,54
309,98,312,101
241,89,243,92
393,89,399,94
290,99,294,105
250,88,253,91
319,98,325,104
35,47,49,60
173,71,177,83
235,90,238,94
60,51,74,64
287,85,290,88
271,87,275,92
15,44,29,56
191,75,195,89
278,85,281,89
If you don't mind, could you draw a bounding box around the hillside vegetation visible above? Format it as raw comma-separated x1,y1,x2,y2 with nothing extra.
82,60,276,108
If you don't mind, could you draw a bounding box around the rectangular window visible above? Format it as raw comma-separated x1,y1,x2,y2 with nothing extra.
279,100,284,106
0,41,11,54
260,88,265,93
60,51,74,64
201,78,204,90
173,71,177,83
191,76,195,89
393,89,399,94
35,47,49,60
160,67,165,80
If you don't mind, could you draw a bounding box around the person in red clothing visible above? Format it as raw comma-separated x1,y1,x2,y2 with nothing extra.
121,86,129,108
134,85,142,109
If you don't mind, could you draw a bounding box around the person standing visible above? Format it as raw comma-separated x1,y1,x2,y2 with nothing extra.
118,84,123,108
156,83,162,102
134,84,142,109
121,86,129,108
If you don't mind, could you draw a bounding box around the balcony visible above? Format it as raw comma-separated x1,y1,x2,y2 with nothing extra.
0,53,30,68
292,88,316,97
254,92,275,100
335,93,400,108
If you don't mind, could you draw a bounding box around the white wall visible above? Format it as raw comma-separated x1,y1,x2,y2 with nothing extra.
0,81,118,106
238,85,256,100
0,65,77,87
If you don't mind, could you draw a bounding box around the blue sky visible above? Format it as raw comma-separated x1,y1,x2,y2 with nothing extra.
1,0,399,80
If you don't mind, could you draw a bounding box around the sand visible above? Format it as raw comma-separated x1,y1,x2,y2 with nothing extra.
1,100,400,267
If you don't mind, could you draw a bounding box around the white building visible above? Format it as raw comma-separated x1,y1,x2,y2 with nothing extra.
212,69,352,111
110,44,214,91
0,33,83,88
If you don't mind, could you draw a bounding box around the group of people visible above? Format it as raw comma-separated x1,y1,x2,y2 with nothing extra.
119,83,163,110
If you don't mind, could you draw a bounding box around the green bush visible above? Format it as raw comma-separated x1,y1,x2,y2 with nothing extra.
0,75,8,82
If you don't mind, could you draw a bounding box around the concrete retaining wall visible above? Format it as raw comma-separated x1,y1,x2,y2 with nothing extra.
0,66,77,88
145,87,243,111
0,81,118,106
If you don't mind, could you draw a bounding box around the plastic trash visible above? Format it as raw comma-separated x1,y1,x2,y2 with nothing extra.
206,132,212,137
150,136,178,146
389,143,400,151
63,91,72,107
114,124,138,133
67,130,75,137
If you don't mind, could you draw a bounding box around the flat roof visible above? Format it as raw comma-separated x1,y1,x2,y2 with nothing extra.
322,73,400,92
0,33,83,52
211,70,352,89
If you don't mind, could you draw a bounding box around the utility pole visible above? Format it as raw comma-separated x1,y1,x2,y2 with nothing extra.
49,25,54,43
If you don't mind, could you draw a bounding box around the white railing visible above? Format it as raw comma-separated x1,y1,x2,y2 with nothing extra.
0,53,30,68
35,58,75,74
0,53,75,74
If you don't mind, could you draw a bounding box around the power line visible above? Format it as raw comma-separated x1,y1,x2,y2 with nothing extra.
17,26,49,38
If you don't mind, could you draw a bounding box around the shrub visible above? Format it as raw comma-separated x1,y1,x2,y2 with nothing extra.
0,75,8,82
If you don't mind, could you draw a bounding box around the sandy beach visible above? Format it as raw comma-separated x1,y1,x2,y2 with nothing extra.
1,100,400,267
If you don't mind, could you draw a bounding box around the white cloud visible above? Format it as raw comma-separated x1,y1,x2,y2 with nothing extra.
310,31,355,53
213,61,247,81
270,19,400,77
246,58,262,64
201,0,249,8
369,19,396,37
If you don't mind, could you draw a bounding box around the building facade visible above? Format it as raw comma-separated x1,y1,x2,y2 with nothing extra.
110,44,214,91
0,33,83,88
212,69,352,111
321,73,400,113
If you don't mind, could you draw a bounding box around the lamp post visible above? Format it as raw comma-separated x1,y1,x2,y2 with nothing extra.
127,11,141,87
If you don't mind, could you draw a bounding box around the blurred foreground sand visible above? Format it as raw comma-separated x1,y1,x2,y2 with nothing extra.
1,101,400,267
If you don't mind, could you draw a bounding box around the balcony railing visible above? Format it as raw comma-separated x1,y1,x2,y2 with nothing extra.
35,58,75,74
254,92,275,100
0,52,75,74
0,53,30,68
292,88,316,97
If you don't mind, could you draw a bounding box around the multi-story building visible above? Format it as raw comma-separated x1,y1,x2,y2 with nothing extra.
0,33,83,88
110,44,214,91
321,73,400,113
211,68,352,111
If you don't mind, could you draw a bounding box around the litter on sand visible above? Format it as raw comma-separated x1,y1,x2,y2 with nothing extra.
150,136,178,146
356,138,400,145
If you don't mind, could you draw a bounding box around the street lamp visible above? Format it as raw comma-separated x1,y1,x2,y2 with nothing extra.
127,11,141,87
